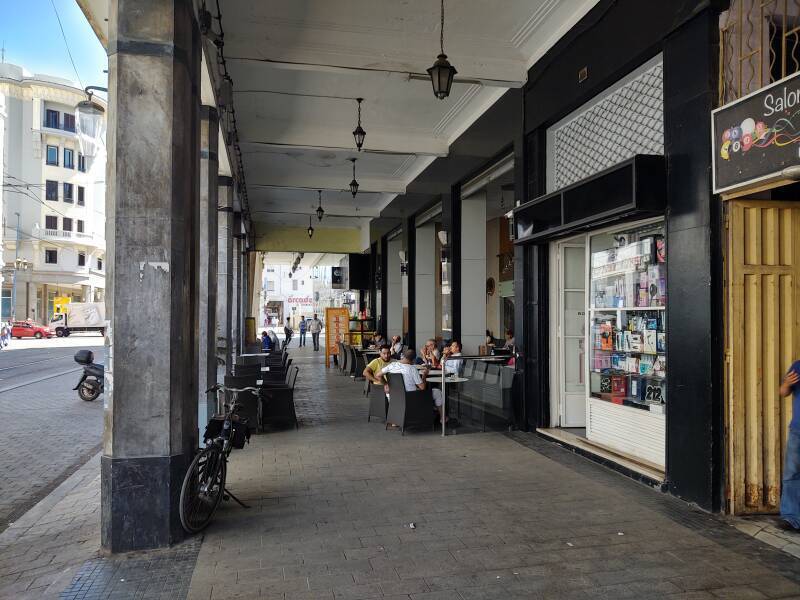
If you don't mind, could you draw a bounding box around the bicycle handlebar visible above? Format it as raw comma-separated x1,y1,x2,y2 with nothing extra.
205,384,260,394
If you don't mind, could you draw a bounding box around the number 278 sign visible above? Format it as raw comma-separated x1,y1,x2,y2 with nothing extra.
712,69,800,194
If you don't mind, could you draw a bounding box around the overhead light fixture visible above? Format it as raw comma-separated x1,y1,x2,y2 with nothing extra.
218,75,234,109
352,98,366,151
437,230,448,246
427,0,457,100
307,215,315,239
316,190,325,221
349,158,359,197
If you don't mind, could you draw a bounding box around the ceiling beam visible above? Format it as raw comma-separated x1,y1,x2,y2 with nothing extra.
226,57,525,89
248,176,405,195
239,137,448,158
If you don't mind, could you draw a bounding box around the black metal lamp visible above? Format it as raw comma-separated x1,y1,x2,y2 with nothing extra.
427,0,457,100
352,98,366,151
316,190,325,221
307,215,314,238
349,158,359,197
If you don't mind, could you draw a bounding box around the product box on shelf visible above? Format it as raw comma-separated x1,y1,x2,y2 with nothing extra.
626,356,640,374
611,374,627,402
643,330,657,354
652,355,666,378
639,355,654,375
642,377,666,405
657,332,666,353
628,332,643,352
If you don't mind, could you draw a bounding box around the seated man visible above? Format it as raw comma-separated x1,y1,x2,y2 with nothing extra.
390,335,403,358
419,338,441,368
261,330,273,352
431,340,463,423
363,344,393,391
378,349,427,393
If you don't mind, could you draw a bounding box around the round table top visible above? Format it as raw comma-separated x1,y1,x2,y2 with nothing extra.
427,376,469,383
420,369,442,375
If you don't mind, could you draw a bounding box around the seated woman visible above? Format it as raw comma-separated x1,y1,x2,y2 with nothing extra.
503,330,515,349
372,332,386,348
261,330,273,352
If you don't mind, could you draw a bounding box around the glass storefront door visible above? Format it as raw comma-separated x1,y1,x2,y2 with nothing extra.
556,240,587,427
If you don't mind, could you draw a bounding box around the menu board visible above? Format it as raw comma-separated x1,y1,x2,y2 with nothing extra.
324,307,350,368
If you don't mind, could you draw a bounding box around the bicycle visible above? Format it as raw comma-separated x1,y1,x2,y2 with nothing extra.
179,383,257,533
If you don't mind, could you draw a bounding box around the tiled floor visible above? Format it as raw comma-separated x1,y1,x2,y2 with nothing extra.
185,347,800,600
5,344,800,599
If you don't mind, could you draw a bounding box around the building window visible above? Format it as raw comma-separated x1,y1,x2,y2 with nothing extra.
266,280,275,292
63,183,74,203
64,148,74,169
77,186,85,205
62,217,73,232
78,154,86,172
45,109,59,128
292,279,299,291
45,215,58,230
63,113,75,132
77,219,84,233
97,257,103,271
46,180,58,201
45,249,58,264
78,252,86,267
1,289,10,319
46,145,59,166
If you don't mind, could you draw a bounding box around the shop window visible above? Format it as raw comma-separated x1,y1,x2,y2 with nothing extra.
45,109,59,128
63,113,75,132
62,217,73,232
45,249,58,264
63,183,74,203
46,145,59,166
587,220,666,466
64,148,74,169
78,252,86,267
77,186,85,205
45,215,58,230
46,180,58,200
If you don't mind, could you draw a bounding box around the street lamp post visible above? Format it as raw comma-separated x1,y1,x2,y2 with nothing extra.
10,212,29,321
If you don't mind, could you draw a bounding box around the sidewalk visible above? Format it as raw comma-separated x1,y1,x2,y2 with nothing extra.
4,346,800,599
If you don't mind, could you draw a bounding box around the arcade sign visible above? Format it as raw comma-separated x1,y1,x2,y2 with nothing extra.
713,70,800,195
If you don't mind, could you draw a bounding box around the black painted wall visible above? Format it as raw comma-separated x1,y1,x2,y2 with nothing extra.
517,1,726,510
443,184,461,344
404,216,416,351
663,8,723,512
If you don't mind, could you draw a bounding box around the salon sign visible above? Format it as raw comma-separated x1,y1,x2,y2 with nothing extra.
712,69,800,194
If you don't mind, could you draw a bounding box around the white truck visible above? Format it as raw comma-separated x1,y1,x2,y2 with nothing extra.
49,302,106,337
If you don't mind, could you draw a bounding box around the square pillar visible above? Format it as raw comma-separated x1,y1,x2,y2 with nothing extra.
231,213,242,361
460,191,487,354
102,0,201,552
386,238,403,339
197,106,219,427
216,177,234,380
414,223,437,348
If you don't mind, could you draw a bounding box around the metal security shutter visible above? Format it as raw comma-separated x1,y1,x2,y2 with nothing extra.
587,398,666,469
547,57,664,193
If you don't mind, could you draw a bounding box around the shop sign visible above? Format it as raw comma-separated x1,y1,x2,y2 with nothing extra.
712,70,800,194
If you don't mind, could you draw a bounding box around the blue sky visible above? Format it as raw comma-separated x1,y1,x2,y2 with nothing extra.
0,0,107,90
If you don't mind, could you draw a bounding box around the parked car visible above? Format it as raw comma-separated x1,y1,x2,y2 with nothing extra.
11,321,54,339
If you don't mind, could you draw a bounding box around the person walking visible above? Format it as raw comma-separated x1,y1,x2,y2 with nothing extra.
780,360,800,530
283,318,293,349
309,313,323,351
298,316,307,347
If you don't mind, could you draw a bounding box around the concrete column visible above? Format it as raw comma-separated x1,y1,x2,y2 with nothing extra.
386,238,403,339
197,106,219,428
102,0,200,552
216,177,234,380
231,214,242,361
460,191,487,354
414,223,436,348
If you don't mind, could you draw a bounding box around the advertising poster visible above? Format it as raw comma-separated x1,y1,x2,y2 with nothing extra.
325,307,350,368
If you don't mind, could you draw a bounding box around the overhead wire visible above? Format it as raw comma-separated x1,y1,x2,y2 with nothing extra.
48,0,84,90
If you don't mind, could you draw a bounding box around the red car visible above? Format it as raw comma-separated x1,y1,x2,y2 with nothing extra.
11,321,54,339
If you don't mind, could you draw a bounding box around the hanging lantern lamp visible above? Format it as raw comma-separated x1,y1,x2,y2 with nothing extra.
427,0,457,100
349,158,359,197
316,190,325,221
352,98,366,151
307,215,315,239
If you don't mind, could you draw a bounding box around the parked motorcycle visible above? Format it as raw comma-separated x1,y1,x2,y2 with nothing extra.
73,350,104,401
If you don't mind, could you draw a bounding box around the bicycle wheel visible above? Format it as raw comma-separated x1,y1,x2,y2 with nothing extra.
179,446,226,533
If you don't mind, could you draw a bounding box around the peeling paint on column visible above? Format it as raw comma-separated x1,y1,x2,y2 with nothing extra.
138,261,170,282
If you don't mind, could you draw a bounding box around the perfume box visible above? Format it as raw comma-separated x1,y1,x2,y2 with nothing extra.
656,332,666,353
626,356,640,374
629,332,643,352
639,355,654,375
643,330,657,354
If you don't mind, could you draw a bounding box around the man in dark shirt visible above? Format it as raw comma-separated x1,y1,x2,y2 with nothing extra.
780,360,800,530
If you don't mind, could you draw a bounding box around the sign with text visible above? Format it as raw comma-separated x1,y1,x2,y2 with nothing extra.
713,70,800,194
324,307,350,368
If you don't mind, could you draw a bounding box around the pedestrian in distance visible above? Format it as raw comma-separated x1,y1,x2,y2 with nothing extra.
283,318,293,349
308,313,323,351
780,359,800,531
298,316,307,347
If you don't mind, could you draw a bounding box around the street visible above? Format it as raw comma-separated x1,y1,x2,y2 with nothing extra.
0,336,105,532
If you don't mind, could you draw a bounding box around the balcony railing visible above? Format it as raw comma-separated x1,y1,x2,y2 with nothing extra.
43,229,94,241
